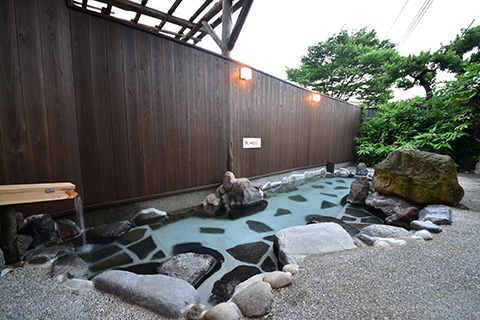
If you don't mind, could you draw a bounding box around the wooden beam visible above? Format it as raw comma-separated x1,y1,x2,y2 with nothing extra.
181,0,223,42
132,0,148,23
221,0,232,56
96,0,203,31
195,0,245,43
157,0,183,30
0,183,77,206
227,0,253,50
176,0,213,39
202,21,222,48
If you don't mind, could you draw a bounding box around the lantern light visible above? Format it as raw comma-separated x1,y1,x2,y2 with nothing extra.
312,93,321,102
240,67,252,80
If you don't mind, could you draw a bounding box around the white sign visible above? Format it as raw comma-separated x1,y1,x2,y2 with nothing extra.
243,138,261,149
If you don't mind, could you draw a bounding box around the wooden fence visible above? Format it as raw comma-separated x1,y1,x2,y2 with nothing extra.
0,0,362,215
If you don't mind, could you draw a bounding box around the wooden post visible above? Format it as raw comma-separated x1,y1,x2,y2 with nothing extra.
0,205,19,265
221,0,232,57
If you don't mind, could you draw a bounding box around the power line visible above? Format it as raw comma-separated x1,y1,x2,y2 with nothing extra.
384,0,410,39
397,0,435,49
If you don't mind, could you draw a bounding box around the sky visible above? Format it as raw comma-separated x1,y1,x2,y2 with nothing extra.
197,0,480,100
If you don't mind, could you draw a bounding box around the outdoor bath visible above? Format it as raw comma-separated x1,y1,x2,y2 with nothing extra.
75,169,382,307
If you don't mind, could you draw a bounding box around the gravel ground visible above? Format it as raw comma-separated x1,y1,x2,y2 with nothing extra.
1,174,479,320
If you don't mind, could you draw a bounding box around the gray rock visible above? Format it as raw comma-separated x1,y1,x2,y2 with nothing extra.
55,219,81,242
346,177,370,205
93,270,200,319
227,178,264,208
385,207,419,229
419,204,452,225
203,302,241,320
84,221,133,244
131,208,168,226
475,161,480,175
263,271,292,289
365,192,406,216
23,242,75,264
358,224,411,239
231,281,273,318
410,220,443,233
157,252,216,288
16,233,33,256
51,254,89,282
282,264,299,275
274,223,356,266
23,214,57,245
210,266,262,305
355,162,369,176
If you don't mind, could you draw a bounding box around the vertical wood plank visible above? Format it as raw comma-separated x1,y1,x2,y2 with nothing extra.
89,16,116,202
136,31,156,194
150,36,168,193
0,0,28,184
70,10,101,205
16,0,53,183
106,23,131,200
122,26,143,198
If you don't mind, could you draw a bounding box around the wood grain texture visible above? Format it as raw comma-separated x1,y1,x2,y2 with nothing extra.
2,0,361,216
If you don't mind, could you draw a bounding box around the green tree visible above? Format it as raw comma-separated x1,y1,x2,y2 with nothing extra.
392,26,480,98
286,28,400,106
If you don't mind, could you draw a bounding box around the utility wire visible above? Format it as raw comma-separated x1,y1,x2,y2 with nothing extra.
384,0,410,39
398,0,435,49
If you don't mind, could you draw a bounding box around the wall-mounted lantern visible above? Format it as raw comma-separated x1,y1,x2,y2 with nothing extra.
312,93,321,102
240,67,252,80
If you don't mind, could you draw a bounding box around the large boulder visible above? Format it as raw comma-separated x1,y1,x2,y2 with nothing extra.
226,177,264,208
22,214,57,246
372,149,464,206
93,270,200,319
274,223,356,266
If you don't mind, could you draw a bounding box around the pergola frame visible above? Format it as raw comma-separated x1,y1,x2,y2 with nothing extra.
69,0,254,56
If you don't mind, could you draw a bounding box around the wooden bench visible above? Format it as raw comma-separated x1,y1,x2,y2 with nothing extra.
0,183,76,265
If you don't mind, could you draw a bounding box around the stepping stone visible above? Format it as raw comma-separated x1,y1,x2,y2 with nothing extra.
261,256,277,272
119,262,163,275
128,236,157,260
341,216,356,222
172,243,225,267
263,235,275,242
246,220,274,233
325,182,333,185
288,195,308,202
209,265,262,305
311,185,325,189
200,227,225,234
335,179,346,183
345,206,370,218
118,228,147,244
334,186,349,190
226,241,270,264
274,208,292,216
320,192,338,198
78,244,122,263
321,200,338,209
361,216,383,224
152,250,166,260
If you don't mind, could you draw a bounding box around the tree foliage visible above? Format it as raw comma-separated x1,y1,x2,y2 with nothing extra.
355,63,480,168
286,28,399,106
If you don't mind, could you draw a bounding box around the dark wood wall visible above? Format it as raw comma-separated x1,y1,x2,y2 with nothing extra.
0,0,361,215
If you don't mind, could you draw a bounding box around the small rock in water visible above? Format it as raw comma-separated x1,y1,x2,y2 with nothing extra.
288,195,308,202
226,241,270,264
321,200,338,209
274,208,292,216
246,220,273,233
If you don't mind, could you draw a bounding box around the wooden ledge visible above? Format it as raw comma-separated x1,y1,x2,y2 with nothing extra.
0,182,77,206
